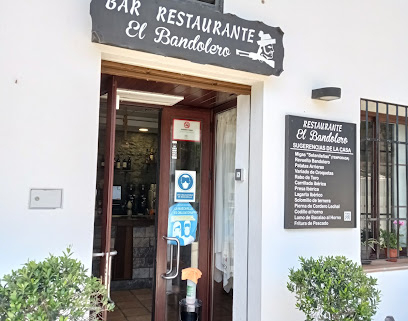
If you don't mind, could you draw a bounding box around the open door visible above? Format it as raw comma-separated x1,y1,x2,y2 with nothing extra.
155,107,212,321
94,76,118,320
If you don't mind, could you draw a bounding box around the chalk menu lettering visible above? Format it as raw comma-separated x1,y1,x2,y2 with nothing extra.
284,115,356,229
90,0,284,76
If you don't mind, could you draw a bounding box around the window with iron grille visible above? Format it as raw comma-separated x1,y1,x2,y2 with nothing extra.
361,99,408,261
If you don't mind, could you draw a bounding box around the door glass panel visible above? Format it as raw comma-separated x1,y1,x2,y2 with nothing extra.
166,120,202,321
213,109,237,321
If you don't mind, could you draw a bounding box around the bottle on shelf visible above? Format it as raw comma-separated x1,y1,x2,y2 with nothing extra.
139,184,147,215
145,149,150,164
116,156,121,169
126,184,136,215
127,156,132,170
149,148,155,163
126,200,133,216
122,156,128,170
148,184,156,215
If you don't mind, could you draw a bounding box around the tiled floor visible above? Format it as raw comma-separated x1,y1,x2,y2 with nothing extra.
108,286,233,321
109,289,153,321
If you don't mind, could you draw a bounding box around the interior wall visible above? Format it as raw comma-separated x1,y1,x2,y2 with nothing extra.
0,1,101,275
96,130,158,203
223,0,408,320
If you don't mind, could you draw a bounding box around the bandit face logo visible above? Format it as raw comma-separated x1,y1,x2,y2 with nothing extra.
257,31,275,60
236,30,276,68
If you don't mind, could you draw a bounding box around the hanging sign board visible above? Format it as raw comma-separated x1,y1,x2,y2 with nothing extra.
167,203,198,246
90,0,284,76
175,170,196,202
284,115,356,229
173,119,201,142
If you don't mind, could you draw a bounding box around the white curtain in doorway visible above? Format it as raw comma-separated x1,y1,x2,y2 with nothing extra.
214,108,237,293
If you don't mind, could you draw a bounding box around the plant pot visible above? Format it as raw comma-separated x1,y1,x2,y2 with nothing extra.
361,248,372,263
385,248,398,261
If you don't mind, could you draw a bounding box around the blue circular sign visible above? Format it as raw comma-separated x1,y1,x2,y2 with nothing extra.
178,174,193,191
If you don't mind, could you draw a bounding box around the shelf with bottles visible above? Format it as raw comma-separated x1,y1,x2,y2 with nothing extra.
100,155,133,171
115,168,133,173
115,155,133,171
121,183,157,217
144,148,157,166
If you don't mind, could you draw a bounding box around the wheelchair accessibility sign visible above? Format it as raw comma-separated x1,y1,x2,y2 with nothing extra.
175,170,196,203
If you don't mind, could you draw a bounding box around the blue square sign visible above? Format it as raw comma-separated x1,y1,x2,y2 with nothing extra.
174,170,196,203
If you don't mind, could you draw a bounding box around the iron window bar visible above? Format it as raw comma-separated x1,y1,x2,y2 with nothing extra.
361,99,408,261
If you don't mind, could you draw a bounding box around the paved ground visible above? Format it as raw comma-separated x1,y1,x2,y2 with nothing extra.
108,289,152,321
108,284,232,321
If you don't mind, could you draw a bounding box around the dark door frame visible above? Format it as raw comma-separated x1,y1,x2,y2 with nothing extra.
154,106,213,321
99,76,117,320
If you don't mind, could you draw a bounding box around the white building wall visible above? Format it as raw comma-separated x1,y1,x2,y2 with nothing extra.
0,0,408,320
370,270,408,321
223,0,408,320
0,1,101,274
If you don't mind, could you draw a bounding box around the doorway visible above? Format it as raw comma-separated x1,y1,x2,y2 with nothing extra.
92,64,249,321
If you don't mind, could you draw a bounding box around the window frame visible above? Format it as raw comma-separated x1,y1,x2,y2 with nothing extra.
183,0,224,13
360,99,408,263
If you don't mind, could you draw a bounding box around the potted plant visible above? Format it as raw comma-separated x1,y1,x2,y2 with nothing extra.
360,228,378,263
0,248,114,321
287,256,381,321
380,229,400,259
361,238,378,262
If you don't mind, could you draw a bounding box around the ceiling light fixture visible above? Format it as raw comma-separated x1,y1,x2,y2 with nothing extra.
139,128,149,132
101,89,184,107
116,95,120,110
311,87,341,101
117,89,184,106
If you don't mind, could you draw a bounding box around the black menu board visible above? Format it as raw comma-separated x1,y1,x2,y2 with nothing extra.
284,115,356,229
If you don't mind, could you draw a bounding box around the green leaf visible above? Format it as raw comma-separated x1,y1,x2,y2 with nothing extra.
287,256,381,321
0,248,114,320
